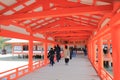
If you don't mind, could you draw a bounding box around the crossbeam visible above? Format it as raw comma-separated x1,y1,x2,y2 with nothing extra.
0,29,55,43
51,32,91,37
0,5,112,22
35,25,97,33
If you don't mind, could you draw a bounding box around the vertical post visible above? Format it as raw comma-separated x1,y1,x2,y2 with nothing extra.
15,68,18,79
107,40,111,57
111,25,120,80
89,43,92,61
87,44,90,58
113,1,120,12
44,36,48,65
107,40,111,67
87,43,91,60
97,38,103,76
92,41,96,65
28,32,33,72
91,42,94,63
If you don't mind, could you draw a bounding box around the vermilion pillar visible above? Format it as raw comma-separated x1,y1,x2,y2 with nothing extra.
91,42,94,63
89,43,92,62
111,25,120,80
88,44,91,60
107,40,111,57
97,39,103,76
107,40,111,67
92,41,96,65
87,44,89,58
44,36,48,65
90,43,92,61
28,33,33,72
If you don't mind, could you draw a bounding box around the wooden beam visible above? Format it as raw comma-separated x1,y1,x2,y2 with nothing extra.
14,0,51,14
66,17,98,26
0,29,30,40
0,29,55,43
109,13,120,27
0,5,113,22
31,18,56,30
51,0,88,8
33,19,64,32
93,0,97,5
33,18,98,33
71,15,101,21
52,33,90,37
0,2,8,8
47,30,92,37
97,0,113,3
50,31,91,35
35,25,97,33
57,37,88,40
56,36,89,38
0,0,29,14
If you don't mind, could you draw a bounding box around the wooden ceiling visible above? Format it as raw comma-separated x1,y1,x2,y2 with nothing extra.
0,0,113,43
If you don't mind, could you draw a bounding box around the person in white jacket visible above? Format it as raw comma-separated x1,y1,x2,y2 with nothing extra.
64,45,70,65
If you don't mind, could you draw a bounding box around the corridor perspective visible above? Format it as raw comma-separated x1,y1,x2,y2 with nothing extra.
19,54,100,80
0,0,120,80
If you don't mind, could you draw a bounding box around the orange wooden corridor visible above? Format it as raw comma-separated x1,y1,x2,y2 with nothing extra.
18,54,101,80
0,0,120,80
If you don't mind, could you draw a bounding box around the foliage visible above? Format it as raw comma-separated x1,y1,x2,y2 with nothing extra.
0,37,5,49
0,37,11,49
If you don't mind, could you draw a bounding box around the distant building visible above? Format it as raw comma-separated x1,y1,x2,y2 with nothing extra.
5,38,44,57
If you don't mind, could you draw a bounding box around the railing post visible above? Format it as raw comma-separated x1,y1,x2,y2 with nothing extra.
91,42,94,64
16,68,19,79
97,38,103,76
92,41,96,65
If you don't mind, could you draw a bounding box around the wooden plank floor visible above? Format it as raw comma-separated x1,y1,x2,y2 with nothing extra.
19,54,101,80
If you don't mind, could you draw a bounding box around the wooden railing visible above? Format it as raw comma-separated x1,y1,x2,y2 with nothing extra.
0,53,64,80
100,68,113,80
2,53,109,80
92,61,113,80
0,60,45,80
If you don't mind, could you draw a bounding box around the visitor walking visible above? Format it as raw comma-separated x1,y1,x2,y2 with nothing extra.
64,45,70,65
48,48,55,66
55,44,61,62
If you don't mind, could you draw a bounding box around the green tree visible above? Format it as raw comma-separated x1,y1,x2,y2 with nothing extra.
0,37,5,49
0,37,11,49
0,37,12,53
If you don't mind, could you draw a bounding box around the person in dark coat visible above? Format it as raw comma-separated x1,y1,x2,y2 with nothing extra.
83,48,87,56
48,48,55,66
69,47,73,59
103,47,108,54
103,47,109,68
2,48,6,55
73,46,77,57
55,44,61,62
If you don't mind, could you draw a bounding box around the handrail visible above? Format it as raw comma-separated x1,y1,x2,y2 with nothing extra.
102,68,113,79
0,64,28,74
92,62,113,80
0,60,45,80
0,53,64,80
101,68,113,80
